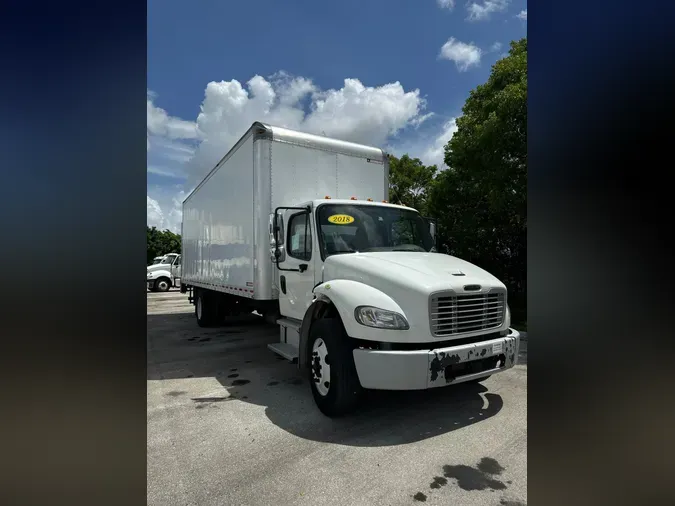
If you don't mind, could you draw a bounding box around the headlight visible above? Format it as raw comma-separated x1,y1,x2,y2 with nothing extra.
354,306,409,330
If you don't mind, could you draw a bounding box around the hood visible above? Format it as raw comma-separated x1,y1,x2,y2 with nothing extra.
147,264,169,273
322,252,504,295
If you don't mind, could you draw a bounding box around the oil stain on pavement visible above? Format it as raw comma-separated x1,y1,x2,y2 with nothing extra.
413,457,526,504
442,457,506,491
412,491,427,502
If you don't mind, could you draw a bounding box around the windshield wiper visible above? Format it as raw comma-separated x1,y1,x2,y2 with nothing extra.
391,246,425,252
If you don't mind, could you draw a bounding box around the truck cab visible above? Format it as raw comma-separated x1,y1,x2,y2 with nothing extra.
271,198,520,415
147,253,181,292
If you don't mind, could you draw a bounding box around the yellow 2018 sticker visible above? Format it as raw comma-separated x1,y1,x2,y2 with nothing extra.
327,214,355,225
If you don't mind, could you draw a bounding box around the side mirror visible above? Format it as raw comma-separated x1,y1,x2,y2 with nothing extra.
269,214,276,246
273,212,285,246
271,245,286,263
424,216,438,252
271,211,285,264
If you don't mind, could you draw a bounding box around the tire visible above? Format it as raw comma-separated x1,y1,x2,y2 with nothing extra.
195,290,216,327
308,318,362,417
155,278,171,292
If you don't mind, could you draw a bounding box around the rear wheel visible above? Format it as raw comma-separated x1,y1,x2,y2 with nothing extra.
308,318,362,417
195,290,216,327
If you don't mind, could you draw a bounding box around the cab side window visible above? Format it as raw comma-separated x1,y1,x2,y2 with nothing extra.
288,213,312,261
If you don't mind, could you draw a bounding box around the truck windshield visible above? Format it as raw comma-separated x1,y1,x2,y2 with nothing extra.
317,204,434,257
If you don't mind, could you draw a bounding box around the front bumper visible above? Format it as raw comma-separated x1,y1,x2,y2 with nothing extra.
352,328,520,390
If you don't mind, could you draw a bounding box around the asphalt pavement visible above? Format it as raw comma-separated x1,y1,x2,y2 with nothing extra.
147,289,527,506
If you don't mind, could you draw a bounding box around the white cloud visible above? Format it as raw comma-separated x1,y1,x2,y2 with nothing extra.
517,9,527,21
439,38,482,72
151,136,195,163
147,72,430,229
147,196,163,227
147,165,185,179
147,92,199,179
388,117,459,170
147,94,199,142
421,118,458,168
466,0,510,21
437,0,456,10
490,41,503,52
186,73,427,186
411,112,435,127
147,187,185,233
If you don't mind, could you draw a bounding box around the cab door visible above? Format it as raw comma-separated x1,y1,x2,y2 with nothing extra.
276,209,316,321
170,255,181,286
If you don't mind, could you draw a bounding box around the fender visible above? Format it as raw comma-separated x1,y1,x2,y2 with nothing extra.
297,293,334,369
297,279,409,368
147,269,172,282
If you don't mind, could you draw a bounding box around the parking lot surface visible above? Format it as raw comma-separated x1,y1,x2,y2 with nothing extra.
147,290,527,506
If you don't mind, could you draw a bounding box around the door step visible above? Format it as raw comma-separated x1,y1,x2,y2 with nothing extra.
276,317,302,331
269,317,302,362
268,343,298,362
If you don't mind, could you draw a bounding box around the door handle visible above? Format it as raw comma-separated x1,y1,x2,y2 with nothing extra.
280,275,286,294
299,264,308,273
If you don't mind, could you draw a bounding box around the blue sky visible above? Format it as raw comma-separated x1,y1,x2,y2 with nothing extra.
147,0,527,231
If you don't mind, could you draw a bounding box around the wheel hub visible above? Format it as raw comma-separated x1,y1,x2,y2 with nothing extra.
311,338,331,396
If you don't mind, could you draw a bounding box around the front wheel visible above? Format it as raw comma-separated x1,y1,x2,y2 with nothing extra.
155,278,171,292
308,318,362,417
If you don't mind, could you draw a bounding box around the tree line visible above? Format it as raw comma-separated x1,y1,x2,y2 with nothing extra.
146,38,526,323
389,39,527,324
147,227,181,264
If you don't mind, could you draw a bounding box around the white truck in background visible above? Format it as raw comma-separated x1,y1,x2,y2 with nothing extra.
180,122,520,416
147,253,181,292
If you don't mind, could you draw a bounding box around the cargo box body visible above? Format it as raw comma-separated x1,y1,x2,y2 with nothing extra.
181,122,389,301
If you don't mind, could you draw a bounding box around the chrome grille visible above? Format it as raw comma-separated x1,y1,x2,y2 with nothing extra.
430,290,506,337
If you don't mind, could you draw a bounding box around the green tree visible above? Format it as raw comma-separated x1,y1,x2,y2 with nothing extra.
428,38,527,322
147,227,181,264
388,154,437,215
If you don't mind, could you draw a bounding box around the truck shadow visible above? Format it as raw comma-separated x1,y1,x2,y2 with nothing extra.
148,311,505,447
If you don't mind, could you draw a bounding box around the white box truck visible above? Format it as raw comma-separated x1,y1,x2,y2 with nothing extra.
181,122,520,416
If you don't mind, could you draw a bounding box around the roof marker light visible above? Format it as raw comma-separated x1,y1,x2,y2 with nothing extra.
324,195,331,199
367,198,373,202
382,200,388,203
350,197,357,200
